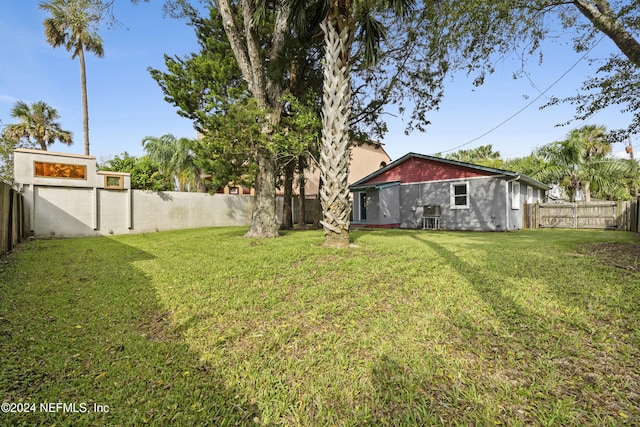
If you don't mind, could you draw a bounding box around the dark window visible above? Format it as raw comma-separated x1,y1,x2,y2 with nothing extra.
453,184,467,206
359,192,367,220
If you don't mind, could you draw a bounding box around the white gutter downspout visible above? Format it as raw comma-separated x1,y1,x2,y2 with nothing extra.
505,175,520,231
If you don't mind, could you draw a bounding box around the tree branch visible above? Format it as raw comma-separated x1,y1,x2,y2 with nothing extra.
573,0,640,67
214,0,257,96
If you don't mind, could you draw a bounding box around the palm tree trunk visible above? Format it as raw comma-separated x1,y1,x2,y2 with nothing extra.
78,46,90,155
244,149,279,238
319,17,354,248
584,181,591,203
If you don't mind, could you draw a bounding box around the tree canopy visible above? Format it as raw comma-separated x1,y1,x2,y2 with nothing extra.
150,0,640,237
142,134,205,192
432,1,640,142
534,125,635,202
445,145,504,169
99,152,175,191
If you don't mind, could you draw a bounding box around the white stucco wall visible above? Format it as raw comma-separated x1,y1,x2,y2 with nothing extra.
130,190,254,233
23,186,254,238
14,149,254,238
33,186,97,237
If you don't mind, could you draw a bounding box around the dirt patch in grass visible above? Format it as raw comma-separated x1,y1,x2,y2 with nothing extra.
581,241,640,271
139,311,181,342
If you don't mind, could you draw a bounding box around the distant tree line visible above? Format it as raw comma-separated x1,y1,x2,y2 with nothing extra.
440,125,638,202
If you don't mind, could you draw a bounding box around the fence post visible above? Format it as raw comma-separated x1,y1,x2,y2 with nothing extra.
616,200,623,231
0,184,8,254
0,183,24,255
7,188,13,251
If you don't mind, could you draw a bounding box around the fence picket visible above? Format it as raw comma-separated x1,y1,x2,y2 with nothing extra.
1,182,24,255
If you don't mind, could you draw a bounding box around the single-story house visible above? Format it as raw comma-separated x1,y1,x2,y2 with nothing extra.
349,152,550,231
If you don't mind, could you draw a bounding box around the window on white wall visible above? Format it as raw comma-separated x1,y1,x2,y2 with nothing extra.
527,186,533,203
104,175,124,189
450,182,469,209
512,182,520,209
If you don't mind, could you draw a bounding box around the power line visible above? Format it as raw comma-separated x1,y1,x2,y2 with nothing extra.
435,36,605,155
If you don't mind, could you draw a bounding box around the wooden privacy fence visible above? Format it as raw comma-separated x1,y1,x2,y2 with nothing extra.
276,195,322,225
525,201,638,231
0,182,24,256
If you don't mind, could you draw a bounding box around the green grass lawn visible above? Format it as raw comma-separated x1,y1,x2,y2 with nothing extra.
1,227,639,426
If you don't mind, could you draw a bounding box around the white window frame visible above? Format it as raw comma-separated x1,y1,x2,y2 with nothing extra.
527,186,533,204
512,182,521,210
450,181,469,210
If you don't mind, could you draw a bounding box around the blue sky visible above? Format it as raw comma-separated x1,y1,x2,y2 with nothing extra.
0,1,635,164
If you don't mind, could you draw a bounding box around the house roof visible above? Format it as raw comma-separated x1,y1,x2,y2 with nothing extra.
349,152,550,191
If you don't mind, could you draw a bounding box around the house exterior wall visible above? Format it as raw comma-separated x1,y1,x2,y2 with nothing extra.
379,185,401,225
365,191,381,224
351,185,400,227
399,177,507,231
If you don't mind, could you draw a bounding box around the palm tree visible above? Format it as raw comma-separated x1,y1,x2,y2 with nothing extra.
292,0,414,247
535,125,634,202
142,134,205,192
40,0,104,156
3,101,73,151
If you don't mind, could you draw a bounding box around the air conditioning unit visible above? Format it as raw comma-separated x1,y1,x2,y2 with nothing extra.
423,205,441,217
422,205,441,230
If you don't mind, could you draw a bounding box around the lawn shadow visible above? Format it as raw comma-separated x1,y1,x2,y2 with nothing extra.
407,233,529,326
0,237,260,426
402,232,640,423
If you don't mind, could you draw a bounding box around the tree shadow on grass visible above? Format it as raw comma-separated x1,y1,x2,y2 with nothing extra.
0,237,259,426
400,232,640,424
